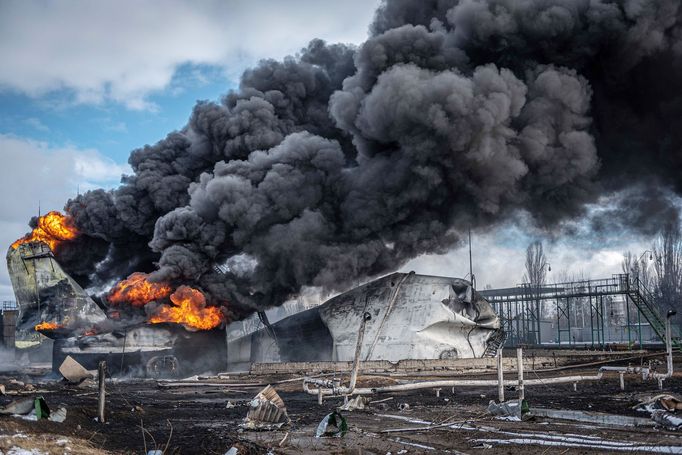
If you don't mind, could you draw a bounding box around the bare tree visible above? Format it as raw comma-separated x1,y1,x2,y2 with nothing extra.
523,240,548,289
522,241,548,343
652,220,682,313
622,250,653,290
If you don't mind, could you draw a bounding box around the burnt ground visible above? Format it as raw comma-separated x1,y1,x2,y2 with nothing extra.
2,357,682,454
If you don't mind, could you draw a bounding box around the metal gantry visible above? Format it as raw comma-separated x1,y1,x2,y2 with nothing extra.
481,274,681,350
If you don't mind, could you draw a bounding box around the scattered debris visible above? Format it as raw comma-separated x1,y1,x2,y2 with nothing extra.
77,378,96,389
532,408,654,427
634,394,682,429
59,356,94,383
225,401,236,409
4,397,49,421
0,384,5,395
0,397,35,416
487,400,522,420
49,406,67,423
224,448,238,455
635,394,682,413
338,395,369,411
315,411,348,438
652,411,682,430
241,385,290,430
278,432,289,447
398,403,410,411
369,397,394,405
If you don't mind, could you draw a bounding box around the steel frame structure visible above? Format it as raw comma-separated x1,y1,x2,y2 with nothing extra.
481,274,678,349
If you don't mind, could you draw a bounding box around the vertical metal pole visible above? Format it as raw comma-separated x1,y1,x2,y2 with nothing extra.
637,307,642,348
566,297,573,347
348,312,371,393
626,296,632,348
536,295,541,345
557,297,561,346
599,296,606,349
589,293,595,348
517,348,524,402
514,301,522,346
497,349,504,403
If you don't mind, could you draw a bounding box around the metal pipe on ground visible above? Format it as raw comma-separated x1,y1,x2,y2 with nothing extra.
653,311,676,389
303,334,671,398
304,372,606,397
304,311,372,401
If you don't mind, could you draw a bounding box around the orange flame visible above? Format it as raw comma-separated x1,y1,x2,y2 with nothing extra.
35,321,63,331
108,272,173,308
149,286,224,331
11,211,79,251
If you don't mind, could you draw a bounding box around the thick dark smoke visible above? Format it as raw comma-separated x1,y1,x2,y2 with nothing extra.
50,0,682,318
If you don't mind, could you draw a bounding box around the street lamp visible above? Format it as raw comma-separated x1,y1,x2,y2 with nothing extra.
638,250,653,263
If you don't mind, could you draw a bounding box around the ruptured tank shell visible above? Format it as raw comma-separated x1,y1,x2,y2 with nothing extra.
226,272,503,369
7,242,107,338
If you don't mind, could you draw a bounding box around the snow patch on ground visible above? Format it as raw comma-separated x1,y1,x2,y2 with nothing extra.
5,447,48,455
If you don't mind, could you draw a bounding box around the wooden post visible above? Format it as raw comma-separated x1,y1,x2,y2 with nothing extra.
98,361,106,423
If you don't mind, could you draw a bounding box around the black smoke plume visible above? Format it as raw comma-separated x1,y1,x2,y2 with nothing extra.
50,0,682,318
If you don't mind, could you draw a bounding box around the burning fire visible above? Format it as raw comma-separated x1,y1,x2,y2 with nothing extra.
35,321,63,331
149,286,224,331
11,211,79,251
108,272,173,307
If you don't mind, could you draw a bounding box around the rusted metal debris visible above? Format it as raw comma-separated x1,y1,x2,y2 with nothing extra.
242,385,290,430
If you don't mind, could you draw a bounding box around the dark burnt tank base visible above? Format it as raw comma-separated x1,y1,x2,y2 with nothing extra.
52,324,227,378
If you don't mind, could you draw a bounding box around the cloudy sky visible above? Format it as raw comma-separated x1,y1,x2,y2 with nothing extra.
0,0,651,301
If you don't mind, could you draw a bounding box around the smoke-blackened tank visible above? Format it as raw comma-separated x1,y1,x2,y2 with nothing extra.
7,242,107,339
7,241,226,376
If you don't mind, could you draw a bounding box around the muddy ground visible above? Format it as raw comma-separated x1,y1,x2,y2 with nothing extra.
2,355,682,454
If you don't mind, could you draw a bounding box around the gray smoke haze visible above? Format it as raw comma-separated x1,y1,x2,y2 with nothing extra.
47,0,682,318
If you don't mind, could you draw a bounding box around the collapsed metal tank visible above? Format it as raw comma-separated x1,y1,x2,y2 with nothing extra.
227,272,504,370
6,241,226,376
7,242,107,339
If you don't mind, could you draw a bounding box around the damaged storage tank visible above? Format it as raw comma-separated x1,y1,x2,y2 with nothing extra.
7,241,227,376
227,272,504,370
7,242,107,339
7,237,503,376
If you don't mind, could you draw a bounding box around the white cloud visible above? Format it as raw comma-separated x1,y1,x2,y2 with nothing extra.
0,0,380,110
401,226,651,290
0,134,130,299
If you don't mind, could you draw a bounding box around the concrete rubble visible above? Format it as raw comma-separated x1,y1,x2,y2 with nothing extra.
58,356,93,383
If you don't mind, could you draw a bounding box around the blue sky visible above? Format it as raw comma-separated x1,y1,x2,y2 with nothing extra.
0,63,231,164
0,0,654,301
0,0,381,300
